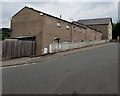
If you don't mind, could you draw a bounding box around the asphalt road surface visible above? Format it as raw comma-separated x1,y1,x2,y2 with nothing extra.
2,43,118,94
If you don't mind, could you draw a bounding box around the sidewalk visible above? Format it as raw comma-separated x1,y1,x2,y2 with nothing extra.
2,42,115,67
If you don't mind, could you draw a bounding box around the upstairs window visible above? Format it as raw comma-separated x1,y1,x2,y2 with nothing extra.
57,22,61,27
73,26,76,31
92,30,94,32
66,25,69,29
79,28,82,32
40,13,44,16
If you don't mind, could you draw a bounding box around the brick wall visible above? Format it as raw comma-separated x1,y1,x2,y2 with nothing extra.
11,7,102,55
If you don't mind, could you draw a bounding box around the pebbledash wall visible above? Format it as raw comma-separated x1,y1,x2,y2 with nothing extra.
10,6,102,55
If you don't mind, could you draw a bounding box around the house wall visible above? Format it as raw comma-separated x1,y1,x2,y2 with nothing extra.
108,22,112,40
11,7,43,55
72,26,86,42
96,31,102,40
85,28,96,41
88,24,110,40
11,8,42,36
41,15,71,53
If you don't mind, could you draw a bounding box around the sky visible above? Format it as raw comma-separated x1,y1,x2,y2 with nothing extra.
118,2,120,22
0,1,119,28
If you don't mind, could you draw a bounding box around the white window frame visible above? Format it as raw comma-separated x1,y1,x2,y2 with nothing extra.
57,22,61,27
79,28,82,32
73,26,76,31
66,25,69,29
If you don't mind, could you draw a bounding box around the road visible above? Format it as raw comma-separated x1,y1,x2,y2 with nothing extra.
2,43,118,94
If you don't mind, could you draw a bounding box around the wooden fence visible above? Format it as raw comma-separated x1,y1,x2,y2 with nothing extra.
2,40,36,60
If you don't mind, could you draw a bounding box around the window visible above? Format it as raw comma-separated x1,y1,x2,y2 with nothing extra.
57,22,61,27
73,26,76,31
79,28,82,32
91,29,95,33
66,25,69,29
40,13,43,16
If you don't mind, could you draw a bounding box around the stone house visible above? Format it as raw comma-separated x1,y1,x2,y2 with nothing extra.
77,18,112,40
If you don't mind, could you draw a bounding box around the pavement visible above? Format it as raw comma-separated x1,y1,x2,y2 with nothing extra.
2,42,116,67
2,42,118,94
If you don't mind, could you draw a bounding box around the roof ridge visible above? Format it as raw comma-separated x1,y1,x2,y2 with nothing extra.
78,17,112,21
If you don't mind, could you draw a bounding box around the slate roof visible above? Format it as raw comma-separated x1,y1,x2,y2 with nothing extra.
12,6,102,32
73,21,101,33
77,18,112,25
12,6,86,29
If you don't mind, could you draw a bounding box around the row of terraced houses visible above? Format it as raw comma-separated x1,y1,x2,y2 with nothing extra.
10,6,112,55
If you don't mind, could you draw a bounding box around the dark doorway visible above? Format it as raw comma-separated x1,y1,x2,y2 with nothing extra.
54,37,60,43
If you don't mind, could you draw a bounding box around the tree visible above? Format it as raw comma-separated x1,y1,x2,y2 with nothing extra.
0,28,11,40
112,22,120,40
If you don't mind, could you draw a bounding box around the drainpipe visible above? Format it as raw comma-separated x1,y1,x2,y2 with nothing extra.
70,23,73,42
85,27,87,41
94,31,95,40
95,31,96,40
10,18,12,37
39,13,44,55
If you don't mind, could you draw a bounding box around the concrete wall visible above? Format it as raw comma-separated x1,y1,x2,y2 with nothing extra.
49,40,109,54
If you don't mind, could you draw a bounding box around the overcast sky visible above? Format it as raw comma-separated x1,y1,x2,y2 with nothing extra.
118,2,120,22
1,1,119,28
